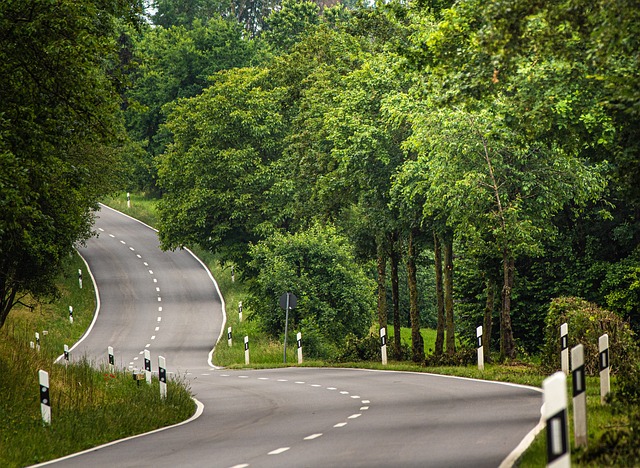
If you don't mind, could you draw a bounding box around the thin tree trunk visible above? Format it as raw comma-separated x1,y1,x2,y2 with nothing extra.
407,228,424,363
443,233,455,355
483,277,495,363
501,250,516,359
390,232,401,360
433,231,445,357
376,239,387,331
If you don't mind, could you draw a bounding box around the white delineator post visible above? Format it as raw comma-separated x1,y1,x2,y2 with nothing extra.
572,344,588,447
108,346,115,371
477,325,484,371
144,349,152,384
39,370,51,425
35,332,40,352
227,327,233,347
543,372,570,468
63,345,70,363
599,333,610,404
69,306,74,324
127,192,131,208
78,268,83,289
238,301,243,322
158,356,167,400
560,323,569,375
297,332,303,364
244,336,250,365
380,327,388,366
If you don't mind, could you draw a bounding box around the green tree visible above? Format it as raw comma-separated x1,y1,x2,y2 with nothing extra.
247,223,375,356
262,0,320,54
0,0,140,328
125,17,256,192
156,67,286,267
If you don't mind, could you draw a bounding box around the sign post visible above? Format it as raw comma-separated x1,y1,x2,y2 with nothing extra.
560,323,569,375
144,349,152,384
572,344,588,447
297,332,303,364
158,356,167,400
543,372,570,467
279,292,297,364
380,327,388,366
39,370,51,425
476,325,484,371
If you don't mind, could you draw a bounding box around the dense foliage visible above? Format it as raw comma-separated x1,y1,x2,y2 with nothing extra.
0,0,142,328
135,0,639,363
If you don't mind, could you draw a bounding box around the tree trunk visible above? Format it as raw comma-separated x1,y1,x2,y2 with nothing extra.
483,277,495,363
407,228,424,363
500,249,516,359
433,231,445,357
376,239,387,332
443,233,455,355
390,232,402,360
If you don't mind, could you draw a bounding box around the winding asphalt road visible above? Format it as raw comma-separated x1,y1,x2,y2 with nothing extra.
40,205,543,468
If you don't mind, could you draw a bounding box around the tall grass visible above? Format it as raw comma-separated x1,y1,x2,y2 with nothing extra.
0,252,195,467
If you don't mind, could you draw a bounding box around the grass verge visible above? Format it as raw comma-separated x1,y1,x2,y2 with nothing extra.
0,252,195,467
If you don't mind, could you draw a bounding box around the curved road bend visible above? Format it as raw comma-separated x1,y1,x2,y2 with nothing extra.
46,205,542,468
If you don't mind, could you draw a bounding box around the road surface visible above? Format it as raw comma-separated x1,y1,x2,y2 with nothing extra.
42,205,543,467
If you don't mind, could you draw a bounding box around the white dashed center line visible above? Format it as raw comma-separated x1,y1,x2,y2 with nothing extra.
334,422,348,428
304,433,323,440
268,447,290,455
348,414,361,419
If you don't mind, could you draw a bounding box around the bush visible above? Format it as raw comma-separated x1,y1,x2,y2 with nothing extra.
336,333,382,362
541,297,637,375
247,223,375,347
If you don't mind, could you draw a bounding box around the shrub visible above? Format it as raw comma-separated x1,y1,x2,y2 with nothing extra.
541,297,637,375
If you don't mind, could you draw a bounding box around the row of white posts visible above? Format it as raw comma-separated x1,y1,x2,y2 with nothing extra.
543,324,611,467
228,327,305,365
38,346,168,426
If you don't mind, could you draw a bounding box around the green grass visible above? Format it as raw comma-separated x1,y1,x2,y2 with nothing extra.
0,252,195,467
99,193,630,467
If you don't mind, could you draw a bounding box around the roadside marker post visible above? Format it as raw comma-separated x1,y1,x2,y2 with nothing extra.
63,344,70,363
78,268,83,289
380,327,388,366
35,332,40,352
158,356,167,400
127,192,131,208
144,349,152,384
39,370,51,426
572,344,588,447
476,325,484,371
108,346,115,371
238,301,243,322
599,334,610,404
560,323,569,375
69,306,74,324
297,332,303,364
244,336,250,365
543,372,570,468
227,327,233,347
